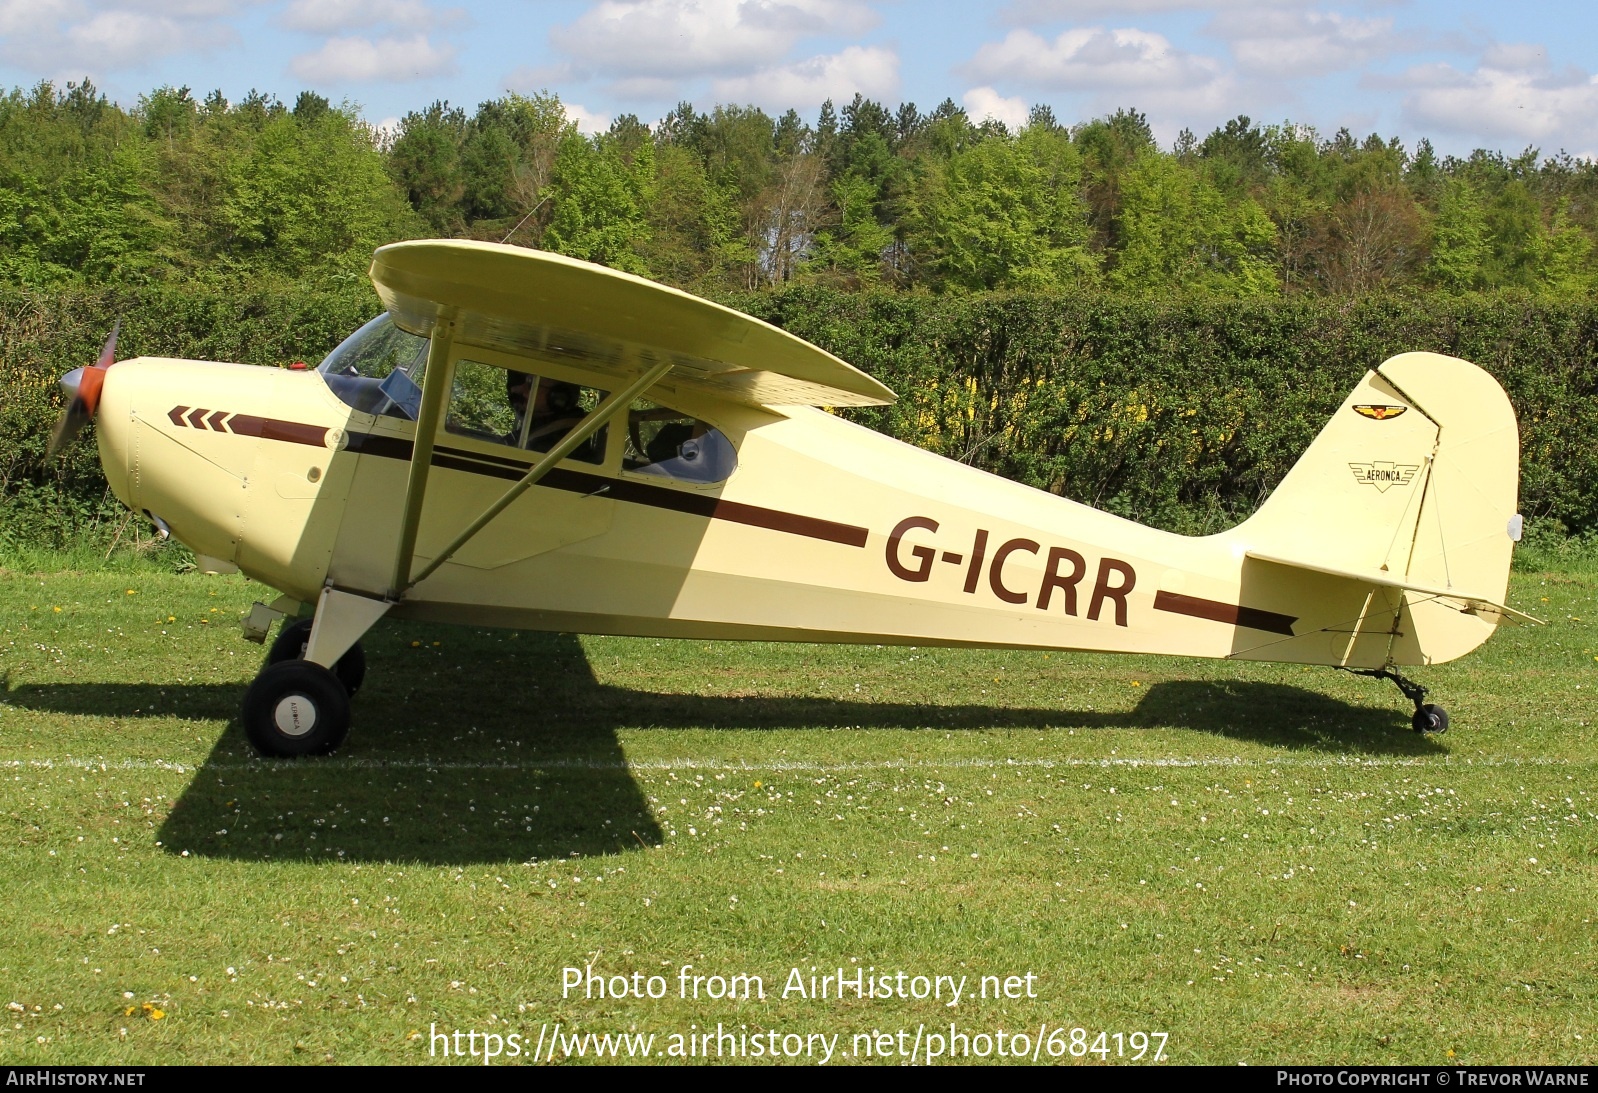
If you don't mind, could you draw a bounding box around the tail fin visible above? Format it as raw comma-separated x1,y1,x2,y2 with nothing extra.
1229,352,1524,665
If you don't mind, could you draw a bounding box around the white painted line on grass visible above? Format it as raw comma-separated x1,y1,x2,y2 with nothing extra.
2,755,1590,775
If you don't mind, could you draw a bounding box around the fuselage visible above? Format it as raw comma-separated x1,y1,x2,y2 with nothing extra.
90,344,1499,670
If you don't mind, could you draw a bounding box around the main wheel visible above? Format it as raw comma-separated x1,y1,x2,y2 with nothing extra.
1412,703,1449,734
243,659,351,757
268,618,366,696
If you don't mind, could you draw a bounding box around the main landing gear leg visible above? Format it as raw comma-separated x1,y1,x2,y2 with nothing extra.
1340,666,1449,735
242,588,391,758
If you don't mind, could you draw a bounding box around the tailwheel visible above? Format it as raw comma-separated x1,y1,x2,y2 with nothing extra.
1412,703,1449,735
268,617,366,696
243,660,351,758
1340,665,1448,735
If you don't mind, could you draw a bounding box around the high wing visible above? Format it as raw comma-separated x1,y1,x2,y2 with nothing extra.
367,239,898,604
369,239,897,408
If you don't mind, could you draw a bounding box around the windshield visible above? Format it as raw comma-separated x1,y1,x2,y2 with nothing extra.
318,314,430,418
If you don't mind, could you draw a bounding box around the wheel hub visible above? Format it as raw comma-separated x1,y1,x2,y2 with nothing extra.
273,694,318,737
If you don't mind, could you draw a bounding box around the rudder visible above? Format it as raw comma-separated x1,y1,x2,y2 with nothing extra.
1230,352,1521,664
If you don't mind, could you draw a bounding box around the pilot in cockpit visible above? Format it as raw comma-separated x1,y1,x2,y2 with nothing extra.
506,370,586,454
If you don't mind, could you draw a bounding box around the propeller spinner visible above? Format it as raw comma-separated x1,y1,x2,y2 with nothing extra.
49,321,120,457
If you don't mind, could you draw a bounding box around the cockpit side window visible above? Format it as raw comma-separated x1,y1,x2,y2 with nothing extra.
623,400,737,484
444,360,609,465
318,314,429,418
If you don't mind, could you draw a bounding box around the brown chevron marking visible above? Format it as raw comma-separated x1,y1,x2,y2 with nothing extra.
164,405,327,449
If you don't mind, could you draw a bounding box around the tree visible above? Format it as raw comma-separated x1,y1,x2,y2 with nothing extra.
1427,177,1489,291
1259,124,1329,291
905,124,1096,291
219,106,418,280
760,150,826,285
1311,187,1426,293
1073,108,1156,253
542,130,654,274
1529,200,1597,295
388,101,468,233
641,140,746,291
1111,153,1278,296
1199,115,1269,197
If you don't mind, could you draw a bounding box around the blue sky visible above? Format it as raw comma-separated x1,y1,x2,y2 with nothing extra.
2,0,1595,158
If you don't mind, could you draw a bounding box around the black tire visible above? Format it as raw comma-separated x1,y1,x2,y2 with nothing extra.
1412,704,1449,734
268,617,366,696
242,659,352,758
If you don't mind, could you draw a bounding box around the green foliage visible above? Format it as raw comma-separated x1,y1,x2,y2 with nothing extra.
808,171,895,284
6,83,1598,298
220,108,414,279
388,100,468,233
639,142,746,291
0,82,419,288
543,130,655,275
1428,177,1489,290
1530,201,1598,295
1111,153,1279,297
905,125,1096,291
745,288,1598,536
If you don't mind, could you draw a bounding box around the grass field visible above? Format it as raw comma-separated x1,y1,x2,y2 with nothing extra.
0,552,1594,1065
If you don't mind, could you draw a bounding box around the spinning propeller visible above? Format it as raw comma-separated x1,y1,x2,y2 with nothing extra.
49,321,120,457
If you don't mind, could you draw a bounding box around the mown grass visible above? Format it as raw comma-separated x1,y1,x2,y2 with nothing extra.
0,554,1594,1065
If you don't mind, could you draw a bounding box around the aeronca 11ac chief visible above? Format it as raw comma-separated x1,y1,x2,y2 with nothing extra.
50,240,1535,756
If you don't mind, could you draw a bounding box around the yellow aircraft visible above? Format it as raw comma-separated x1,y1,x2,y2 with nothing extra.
51,240,1532,757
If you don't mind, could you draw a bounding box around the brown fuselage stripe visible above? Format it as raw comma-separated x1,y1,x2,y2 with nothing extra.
1153,590,1296,636
345,430,869,548
228,413,330,446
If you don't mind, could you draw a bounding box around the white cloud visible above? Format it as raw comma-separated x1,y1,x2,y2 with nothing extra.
0,0,82,38
550,0,878,79
93,0,257,18
1002,0,1315,21
1212,9,1396,78
66,10,213,65
281,0,444,33
963,86,1029,130
0,0,238,72
711,44,898,110
563,102,610,134
967,27,1225,92
288,32,456,82
1397,49,1598,154
1480,42,1554,75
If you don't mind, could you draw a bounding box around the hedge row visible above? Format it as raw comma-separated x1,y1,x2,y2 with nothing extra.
3,284,1596,549
744,289,1598,534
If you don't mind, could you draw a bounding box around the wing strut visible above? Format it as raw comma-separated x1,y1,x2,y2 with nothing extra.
401,357,673,592
389,313,460,598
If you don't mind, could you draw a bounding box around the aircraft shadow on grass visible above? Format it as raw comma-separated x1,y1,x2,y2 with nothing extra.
5,629,1440,865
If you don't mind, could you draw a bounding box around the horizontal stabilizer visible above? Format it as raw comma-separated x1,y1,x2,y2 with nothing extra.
1245,550,1542,626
